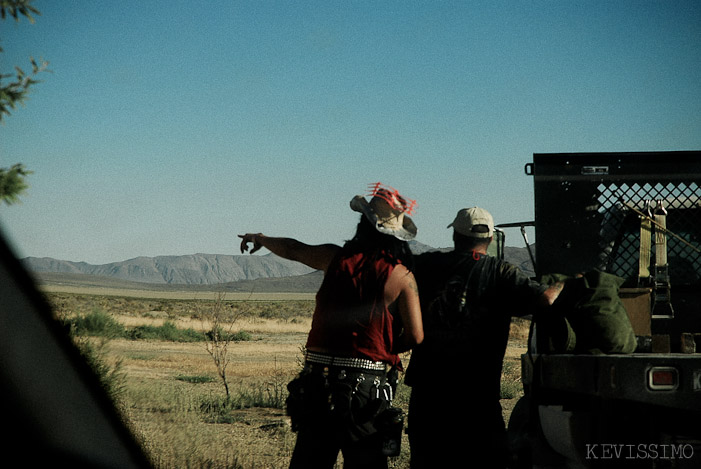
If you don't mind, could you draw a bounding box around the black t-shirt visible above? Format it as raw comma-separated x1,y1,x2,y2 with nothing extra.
405,250,547,399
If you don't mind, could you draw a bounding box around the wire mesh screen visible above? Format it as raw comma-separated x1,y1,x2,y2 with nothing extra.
596,181,701,286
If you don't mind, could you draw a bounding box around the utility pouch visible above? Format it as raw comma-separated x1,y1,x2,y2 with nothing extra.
376,407,405,457
335,372,392,443
286,371,332,432
285,375,305,431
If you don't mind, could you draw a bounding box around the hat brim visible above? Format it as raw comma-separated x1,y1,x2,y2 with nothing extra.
350,195,417,241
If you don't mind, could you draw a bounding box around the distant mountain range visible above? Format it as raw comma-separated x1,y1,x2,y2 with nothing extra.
24,252,316,285
23,241,535,293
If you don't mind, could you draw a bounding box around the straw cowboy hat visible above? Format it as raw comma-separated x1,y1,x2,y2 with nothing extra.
350,183,417,241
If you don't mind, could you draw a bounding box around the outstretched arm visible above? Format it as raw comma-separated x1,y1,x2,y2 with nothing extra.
238,233,340,272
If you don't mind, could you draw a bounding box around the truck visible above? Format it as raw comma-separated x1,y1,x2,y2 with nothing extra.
503,151,701,469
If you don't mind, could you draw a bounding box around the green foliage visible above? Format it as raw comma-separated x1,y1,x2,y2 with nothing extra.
231,330,253,342
176,375,216,384
65,308,253,344
127,320,203,342
1,0,41,23
0,55,48,122
1,0,48,121
0,163,33,206
1,0,49,205
254,301,313,320
61,309,127,402
70,308,126,338
59,306,128,403
205,326,252,342
76,336,128,402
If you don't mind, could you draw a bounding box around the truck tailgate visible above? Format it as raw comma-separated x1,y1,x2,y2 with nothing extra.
523,353,701,411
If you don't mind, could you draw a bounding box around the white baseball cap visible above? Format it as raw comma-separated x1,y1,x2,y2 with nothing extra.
447,207,494,238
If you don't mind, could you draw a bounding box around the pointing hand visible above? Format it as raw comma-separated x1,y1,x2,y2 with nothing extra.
238,233,263,254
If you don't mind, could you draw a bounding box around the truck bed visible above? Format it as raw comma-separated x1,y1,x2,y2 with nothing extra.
522,352,701,412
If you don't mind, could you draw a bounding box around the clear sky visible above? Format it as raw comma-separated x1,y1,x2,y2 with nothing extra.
1,1,700,265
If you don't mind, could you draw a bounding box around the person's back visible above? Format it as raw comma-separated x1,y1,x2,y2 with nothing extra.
405,207,558,469
240,183,424,469
307,248,405,367
408,250,543,392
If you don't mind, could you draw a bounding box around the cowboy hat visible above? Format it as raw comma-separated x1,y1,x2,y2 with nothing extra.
350,184,417,241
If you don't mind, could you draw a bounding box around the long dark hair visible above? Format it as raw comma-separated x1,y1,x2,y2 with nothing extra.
343,216,415,271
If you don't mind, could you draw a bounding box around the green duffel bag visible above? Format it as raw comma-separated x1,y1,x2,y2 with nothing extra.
539,270,637,355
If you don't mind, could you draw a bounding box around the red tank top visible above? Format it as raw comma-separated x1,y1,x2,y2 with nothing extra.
306,251,401,366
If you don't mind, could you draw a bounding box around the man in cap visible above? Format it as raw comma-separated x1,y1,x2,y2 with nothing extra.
239,183,423,469
405,207,563,469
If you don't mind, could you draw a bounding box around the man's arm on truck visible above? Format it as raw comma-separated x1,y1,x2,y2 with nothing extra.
540,281,565,307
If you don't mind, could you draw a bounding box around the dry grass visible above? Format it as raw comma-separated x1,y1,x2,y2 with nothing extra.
108,337,305,468
509,316,532,344
114,314,312,336
42,284,315,301
47,291,530,468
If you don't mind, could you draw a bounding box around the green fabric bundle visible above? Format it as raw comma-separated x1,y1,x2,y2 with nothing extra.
539,270,637,354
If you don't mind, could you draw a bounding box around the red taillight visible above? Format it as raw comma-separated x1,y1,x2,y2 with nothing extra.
648,367,679,390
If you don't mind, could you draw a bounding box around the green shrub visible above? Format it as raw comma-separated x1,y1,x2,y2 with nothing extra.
176,375,215,384
127,321,203,342
126,324,162,341
59,309,127,401
77,337,127,401
71,308,125,338
231,330,252,342
205,327,252,342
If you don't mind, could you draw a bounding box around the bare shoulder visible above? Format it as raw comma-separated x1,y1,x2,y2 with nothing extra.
389,263,410,278
388,264,418,291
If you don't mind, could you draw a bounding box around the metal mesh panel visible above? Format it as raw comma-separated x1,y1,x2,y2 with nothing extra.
596,182,701,286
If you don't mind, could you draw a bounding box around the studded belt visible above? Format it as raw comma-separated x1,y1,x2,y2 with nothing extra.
305,351,387,372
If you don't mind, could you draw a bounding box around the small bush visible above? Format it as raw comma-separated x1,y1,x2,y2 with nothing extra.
77,337,127,401
231,330,252,342
176,375,215,384
205,327,252,342
127,321,203,342
127,325,163,341
71,308,125,338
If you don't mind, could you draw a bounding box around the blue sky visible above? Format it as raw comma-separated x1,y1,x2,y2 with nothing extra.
1,1,700,264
